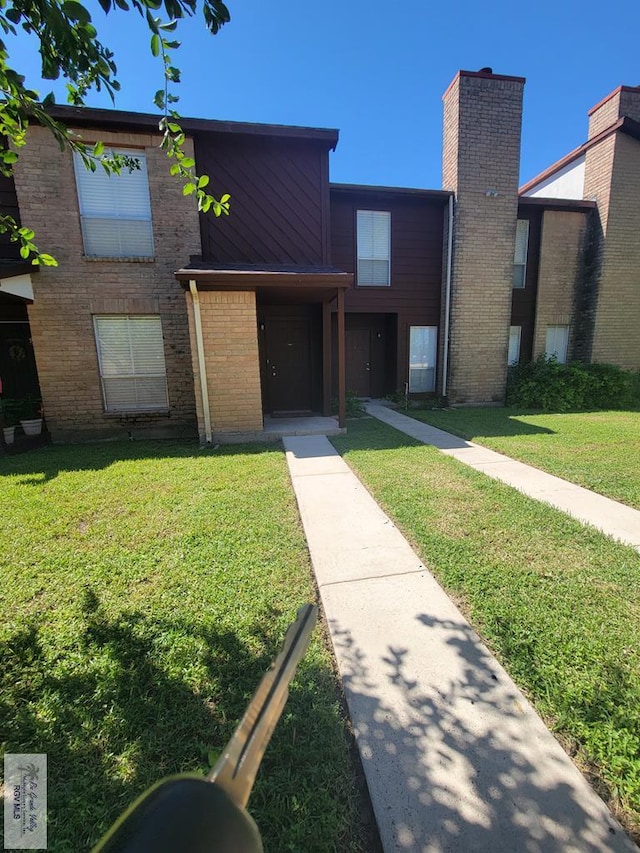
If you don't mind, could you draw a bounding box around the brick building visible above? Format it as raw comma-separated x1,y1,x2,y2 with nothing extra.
0,69,638,443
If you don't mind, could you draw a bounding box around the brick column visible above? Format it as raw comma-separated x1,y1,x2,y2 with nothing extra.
442,70,525,404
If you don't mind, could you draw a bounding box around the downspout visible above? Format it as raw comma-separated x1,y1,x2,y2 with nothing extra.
442,194,454,398
189,279,212,444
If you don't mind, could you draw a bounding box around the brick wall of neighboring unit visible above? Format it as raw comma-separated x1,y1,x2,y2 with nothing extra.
532,211,586,358
585,132,640,369
11,125,201,442
186,289,263,438
588,87,640,138
442,72,524,403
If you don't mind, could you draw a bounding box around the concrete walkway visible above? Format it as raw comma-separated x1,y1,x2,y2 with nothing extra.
366,402,640,553
284,434,637,853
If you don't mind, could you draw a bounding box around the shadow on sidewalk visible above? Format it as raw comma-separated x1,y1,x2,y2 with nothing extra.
329,613,633,852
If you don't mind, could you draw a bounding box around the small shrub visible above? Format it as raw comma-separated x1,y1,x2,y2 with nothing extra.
506,356,640,412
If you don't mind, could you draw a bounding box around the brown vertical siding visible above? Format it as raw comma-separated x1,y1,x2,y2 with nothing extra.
330,189,446,393
511,207,542,362
195,134,329,265
0,173,21,260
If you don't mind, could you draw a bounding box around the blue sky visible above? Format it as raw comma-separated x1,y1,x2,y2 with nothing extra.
11,0,640,188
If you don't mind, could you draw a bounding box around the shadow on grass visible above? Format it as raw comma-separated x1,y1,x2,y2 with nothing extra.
1,593,361,852
0,438,281,486
329,613,635,852
409,407,557,440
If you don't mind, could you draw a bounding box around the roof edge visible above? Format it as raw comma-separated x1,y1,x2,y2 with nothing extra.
519,117,625,195
587,84,640,117
44,105,340,146
330,183,452,201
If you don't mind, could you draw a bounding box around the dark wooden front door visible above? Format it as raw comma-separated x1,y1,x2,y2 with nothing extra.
264,316,313,414
346,328,371,397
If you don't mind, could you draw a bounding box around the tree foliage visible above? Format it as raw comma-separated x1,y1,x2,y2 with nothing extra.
0,0,231,264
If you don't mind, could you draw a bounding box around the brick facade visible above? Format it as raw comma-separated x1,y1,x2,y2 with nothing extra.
12,125,201,442
584,131,640,369
185,289,263,439
532,211,586,359
588,86,640,138
443,72,525,403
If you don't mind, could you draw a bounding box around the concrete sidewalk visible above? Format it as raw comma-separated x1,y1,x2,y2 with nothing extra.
284,434,637,853
366,402,640,553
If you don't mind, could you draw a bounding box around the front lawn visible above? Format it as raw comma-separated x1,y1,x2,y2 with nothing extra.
332,419,640,840
0,441,366,852
407,408,640,510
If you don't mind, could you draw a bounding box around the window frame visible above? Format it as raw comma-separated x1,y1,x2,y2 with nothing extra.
74,148,155,259
408,325,438,393
356,209,391,287
93,315,169,413
512,219,529,289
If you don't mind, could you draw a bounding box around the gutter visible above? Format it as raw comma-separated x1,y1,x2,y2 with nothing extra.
189,280,212,444
442,194,454,398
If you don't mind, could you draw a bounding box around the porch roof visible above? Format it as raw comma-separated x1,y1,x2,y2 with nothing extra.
175,262,353,291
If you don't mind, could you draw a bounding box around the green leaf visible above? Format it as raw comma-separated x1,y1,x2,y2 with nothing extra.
182,183,196,195
19,245,30,259
93,141,105,156
181,156,195,168
18,228,35,239
169,163,180,176
150,33,161,56
167,122,181,133
220,193,230,204
62,1,92,23
37,254,58,267
2,150,18,164
197,174,209,189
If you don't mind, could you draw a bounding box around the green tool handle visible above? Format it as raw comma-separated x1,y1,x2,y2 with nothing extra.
92,775,263,853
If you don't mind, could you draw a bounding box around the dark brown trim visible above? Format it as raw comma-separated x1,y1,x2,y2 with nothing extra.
442,69,526,100
331,183,452,201
0,261,38,278
337,288,346,428
518,197,596,212
322,300,332,416
176,269,353,288
46,105,339,147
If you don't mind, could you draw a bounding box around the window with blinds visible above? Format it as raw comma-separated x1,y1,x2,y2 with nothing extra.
93,316,168,411
545,325,569,364
409,326,437,392
357,210,391,286
508,325,521,365
74,150,154,257
512,219,529,288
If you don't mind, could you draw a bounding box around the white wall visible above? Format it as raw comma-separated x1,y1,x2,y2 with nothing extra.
523,156,585,199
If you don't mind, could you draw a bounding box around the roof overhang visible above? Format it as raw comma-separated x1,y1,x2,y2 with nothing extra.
176,266,353,290
0,267,36,301
518,197,597,213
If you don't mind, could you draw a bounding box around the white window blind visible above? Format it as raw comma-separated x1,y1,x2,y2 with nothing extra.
74,150,154,257
94,316,168,411
409,326,437,392
512,219,529,289
357,210,391,286
508,325,521,365
545,326,569,364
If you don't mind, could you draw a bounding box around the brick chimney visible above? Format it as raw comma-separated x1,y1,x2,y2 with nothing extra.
442,69,525,403
588,85,640,138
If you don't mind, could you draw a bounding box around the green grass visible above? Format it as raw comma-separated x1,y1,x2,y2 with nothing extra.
331,419,640,837
407,407,640,510
0,441,365,853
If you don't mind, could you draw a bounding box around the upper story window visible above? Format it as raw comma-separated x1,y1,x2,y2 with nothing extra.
74,150,154,258
357,210,390,286
512,219,529,288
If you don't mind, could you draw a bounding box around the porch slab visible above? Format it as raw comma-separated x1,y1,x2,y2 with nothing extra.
262,415,345,438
